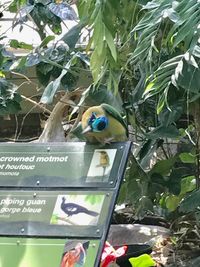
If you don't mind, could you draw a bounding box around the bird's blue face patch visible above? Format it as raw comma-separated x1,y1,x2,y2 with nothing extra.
91,116,108,132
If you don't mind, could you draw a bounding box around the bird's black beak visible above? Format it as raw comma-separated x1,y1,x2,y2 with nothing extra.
82,125,92,134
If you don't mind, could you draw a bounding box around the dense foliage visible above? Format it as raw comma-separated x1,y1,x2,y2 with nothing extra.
1,0,200,225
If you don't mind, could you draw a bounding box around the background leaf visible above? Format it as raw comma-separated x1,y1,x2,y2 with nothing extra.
48,3,77,20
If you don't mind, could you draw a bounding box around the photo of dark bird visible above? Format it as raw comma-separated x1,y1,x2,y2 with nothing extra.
61,197,99,217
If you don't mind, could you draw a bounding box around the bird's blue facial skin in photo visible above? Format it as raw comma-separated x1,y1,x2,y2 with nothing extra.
88,113,109,133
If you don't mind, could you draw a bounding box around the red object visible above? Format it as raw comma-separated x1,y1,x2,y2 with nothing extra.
60,243,85,267
101,242,127,267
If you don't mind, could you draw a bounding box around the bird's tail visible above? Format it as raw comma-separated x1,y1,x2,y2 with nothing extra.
86,209,99,217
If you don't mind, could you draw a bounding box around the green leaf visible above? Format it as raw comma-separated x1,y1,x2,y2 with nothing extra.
40,36,55,48
173,9,199,48
90,48,106,82
179,153,196,164
133,196,154,218
129,254,156,267
167,167,191,195
9,1,32,13
25,53,41,67
177,59,200,94
40,53,79,103
40,66,67,104
179,189,200,213
76,52,90,66
150,156,177,176
10,40,33,50
0,79,22,115
40,79,61,104
139,139,163,169
48,3,77,20
166,195,180,211
105,26,117,61
62,22,84,49
41,64,69,104
192,44,200,58
159,102,183,126
92,11,105,56
125,155,149,210
180,176,196,195
147,125,179,139
142,2,160,10
144,55,184,111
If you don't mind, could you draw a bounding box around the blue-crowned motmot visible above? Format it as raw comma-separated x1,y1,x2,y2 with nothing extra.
81,103,128,144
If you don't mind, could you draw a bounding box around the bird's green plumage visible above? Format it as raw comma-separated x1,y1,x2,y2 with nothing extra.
100,103,128,137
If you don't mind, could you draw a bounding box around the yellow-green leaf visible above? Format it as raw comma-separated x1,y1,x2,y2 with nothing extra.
129,254,156,267
145,81,154,92
105,26,117,61
90,48,106,82
0,71,5,78
93,11,105,56
166,195,180,211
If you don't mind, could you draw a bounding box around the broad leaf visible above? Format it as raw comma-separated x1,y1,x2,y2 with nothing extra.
177,59,200,94
40,53,80,104
105,26,117,61
48,3,77,20
10,39,33,50
166,167,190,195
180,176,196,195
62,22,84,49
139,139,163,169
40,36,55,48
179,153,196,164
0,79,22,115
149,156,177,176
40,79,61,104
179,189,200,213
147,125,179,139
166,195,180,211
25,53,41,67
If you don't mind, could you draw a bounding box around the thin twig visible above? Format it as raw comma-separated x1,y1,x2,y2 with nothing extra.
16,105,37,140
11,71,39,88
69,106,84,133
59,99,90,109
21,95,51,114
14,114,19,141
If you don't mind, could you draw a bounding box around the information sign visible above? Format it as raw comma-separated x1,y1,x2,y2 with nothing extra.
0,142,132,266
0,142,130,188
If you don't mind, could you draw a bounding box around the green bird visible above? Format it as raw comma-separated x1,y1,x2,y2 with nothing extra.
81,103,128,144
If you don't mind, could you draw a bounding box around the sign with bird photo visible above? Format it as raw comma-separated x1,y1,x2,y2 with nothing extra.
0,142,131,188
0,190,113,237
0,237,100,267
0,141,131,266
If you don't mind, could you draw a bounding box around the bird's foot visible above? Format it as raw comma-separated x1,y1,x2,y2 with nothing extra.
95,137,114,147
103,137,114,144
